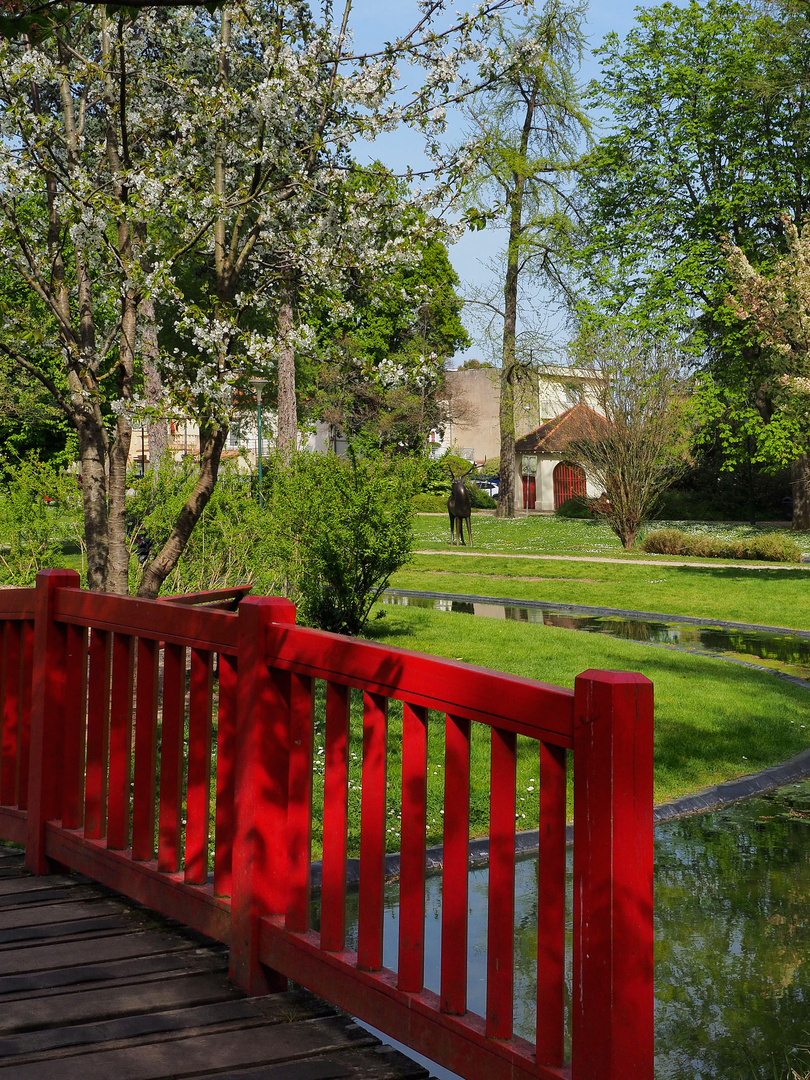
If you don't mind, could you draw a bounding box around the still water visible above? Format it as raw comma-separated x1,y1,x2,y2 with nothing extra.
331,784,810,1080
383,591,810,679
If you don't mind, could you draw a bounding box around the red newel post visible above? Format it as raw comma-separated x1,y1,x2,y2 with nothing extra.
229,595,296,995
25,568,80,874
571,669,654,1080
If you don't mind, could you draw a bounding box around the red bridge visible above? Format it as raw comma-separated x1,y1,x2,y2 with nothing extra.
0,569,653,1080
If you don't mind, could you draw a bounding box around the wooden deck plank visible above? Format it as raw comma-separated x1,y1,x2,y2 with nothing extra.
0,864,430,1080
0,1015,386,1078
0,950,226,997
0,930,194,974
0,998,269,1058
0,899,123,930
0,875,76,896
185,1048,430,1080
0,885,105,908
0,971,242,1032
0,914,132,945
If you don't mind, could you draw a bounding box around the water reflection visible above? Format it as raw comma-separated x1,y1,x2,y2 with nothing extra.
328,783,810,1079
383,593,810,677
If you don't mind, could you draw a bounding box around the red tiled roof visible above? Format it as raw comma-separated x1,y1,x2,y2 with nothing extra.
515,403,609,454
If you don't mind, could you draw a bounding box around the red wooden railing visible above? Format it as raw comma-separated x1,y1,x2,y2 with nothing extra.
0,569,654,1080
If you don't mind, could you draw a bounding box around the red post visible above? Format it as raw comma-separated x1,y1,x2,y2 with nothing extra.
229,596,295,995
571,670,654,1080
25,569,80,874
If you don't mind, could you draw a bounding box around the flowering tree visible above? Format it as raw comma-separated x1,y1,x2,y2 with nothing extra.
725,215,810,528
0,0,533,596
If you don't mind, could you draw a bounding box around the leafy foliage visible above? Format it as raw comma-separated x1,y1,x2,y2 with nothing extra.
460,0,590,517
554,496,590,518
577,0,810,336
130,451,420,635
640,528,801,563
264,451,421,635
0,457,83,584
0,0,532,596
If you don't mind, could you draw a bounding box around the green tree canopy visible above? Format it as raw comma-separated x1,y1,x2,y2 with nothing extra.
575,0,810,525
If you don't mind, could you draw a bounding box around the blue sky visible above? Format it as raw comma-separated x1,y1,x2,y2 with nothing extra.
348,1,650,363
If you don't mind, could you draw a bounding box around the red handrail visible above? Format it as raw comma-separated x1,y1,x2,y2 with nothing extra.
0,569,654,1080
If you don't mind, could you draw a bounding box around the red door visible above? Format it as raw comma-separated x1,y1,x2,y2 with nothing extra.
553,462,586,510
522,475,537,510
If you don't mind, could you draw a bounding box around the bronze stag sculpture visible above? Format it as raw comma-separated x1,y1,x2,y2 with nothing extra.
446,463,475,546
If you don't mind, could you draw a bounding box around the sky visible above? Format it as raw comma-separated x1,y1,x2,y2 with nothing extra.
347,1,651,365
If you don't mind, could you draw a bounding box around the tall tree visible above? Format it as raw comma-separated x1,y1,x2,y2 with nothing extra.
576,0,810,522
311,232,469,451
461,0,589,517
724,214,810,526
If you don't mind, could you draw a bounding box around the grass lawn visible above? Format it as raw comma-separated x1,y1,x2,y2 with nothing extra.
305,603,810,857
413,511,810,558
392,556,810,630
394,515,810,630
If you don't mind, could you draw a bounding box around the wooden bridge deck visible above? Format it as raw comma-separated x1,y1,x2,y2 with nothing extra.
0,847,429,1080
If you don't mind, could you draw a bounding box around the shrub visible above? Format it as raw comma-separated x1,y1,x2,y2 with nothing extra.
412,493,448,512
266,449,421,635
467,484,497,510
640,528,801,562
129,457,278,595
555,497,592,519
132,451,420,634
0,457,83,585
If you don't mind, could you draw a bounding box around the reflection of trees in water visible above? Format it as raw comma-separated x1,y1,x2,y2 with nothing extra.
335,786,810,1079
652,800,810,1079
508,795,810,1078
391,592,810,673
700,628,810,667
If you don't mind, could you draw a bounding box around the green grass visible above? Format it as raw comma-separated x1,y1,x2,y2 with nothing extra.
306,604,810,857
393,554,810,631
415,512,810,559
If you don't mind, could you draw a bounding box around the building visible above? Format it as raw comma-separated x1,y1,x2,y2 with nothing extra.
514,403,610,512
439,365,605,464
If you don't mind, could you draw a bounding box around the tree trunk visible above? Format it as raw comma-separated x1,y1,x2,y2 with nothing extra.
496,95,533,519
137,423,229,598
792,454,810,530
140,296,168,468
75,416,110,591
277,286,298,459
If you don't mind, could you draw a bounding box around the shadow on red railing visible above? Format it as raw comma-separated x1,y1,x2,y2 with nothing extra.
0,568,654,1080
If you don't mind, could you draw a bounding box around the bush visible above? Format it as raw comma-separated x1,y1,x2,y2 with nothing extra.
128,457,276,595
412,493,448,512
640,528,801,562
555,497,592,519
0,457,83,585
422,451,475,497
467,484,497,509
132,451,420,635
266,449,421,635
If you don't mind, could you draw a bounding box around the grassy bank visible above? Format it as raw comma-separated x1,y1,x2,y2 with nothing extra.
306,604,810,857
393,554,810,630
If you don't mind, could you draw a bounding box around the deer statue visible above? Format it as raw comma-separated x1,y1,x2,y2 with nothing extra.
446,460,482,547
